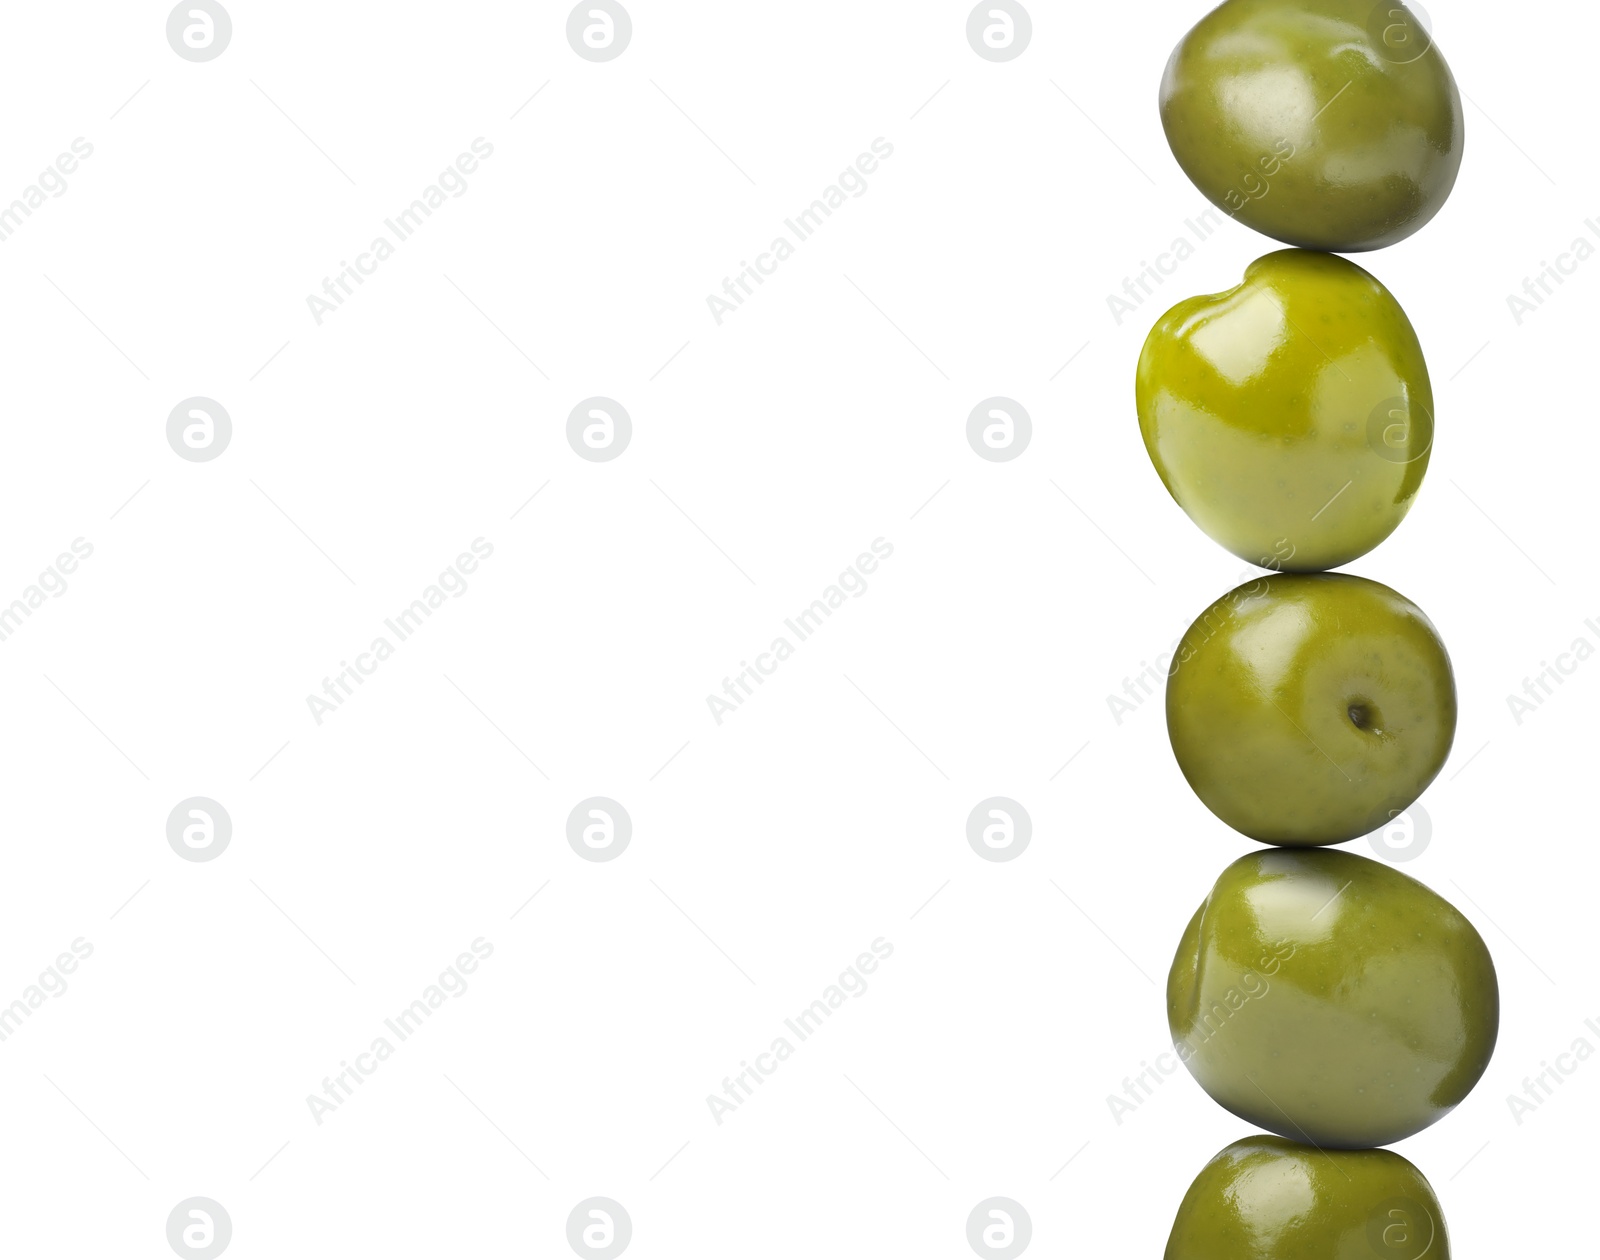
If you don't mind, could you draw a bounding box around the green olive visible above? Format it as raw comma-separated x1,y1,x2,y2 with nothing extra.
1137,250,1433,573
1168,849,1498,1148
1167,1134,1450,1259
1167,572,1455,846
1160,0,1463,251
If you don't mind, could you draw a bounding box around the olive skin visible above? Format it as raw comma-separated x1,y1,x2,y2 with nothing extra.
1168,850,1498,1149
1137,250,1433,572
1166,1135,1451,1259
1160,0,1463,251
1167,572,1454,846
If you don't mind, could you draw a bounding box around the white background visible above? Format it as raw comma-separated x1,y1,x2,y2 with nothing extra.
0,1,1592,1256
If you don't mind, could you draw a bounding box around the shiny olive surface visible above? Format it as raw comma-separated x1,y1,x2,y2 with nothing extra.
1168,850,1498,1149
1167,572,1454,845
1160,0,1463,250
1137,250,1433,572
1166,1135,1450,1259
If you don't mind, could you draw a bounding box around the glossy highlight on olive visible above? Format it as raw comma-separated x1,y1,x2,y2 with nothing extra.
1166,571,1455,846
1137,249,1433,573
1166,1134,1452,1259
1167,849,1498,1149
1160,0,1463,251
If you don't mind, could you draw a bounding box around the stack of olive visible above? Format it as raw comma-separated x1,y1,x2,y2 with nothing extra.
1138,4,1495,1257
